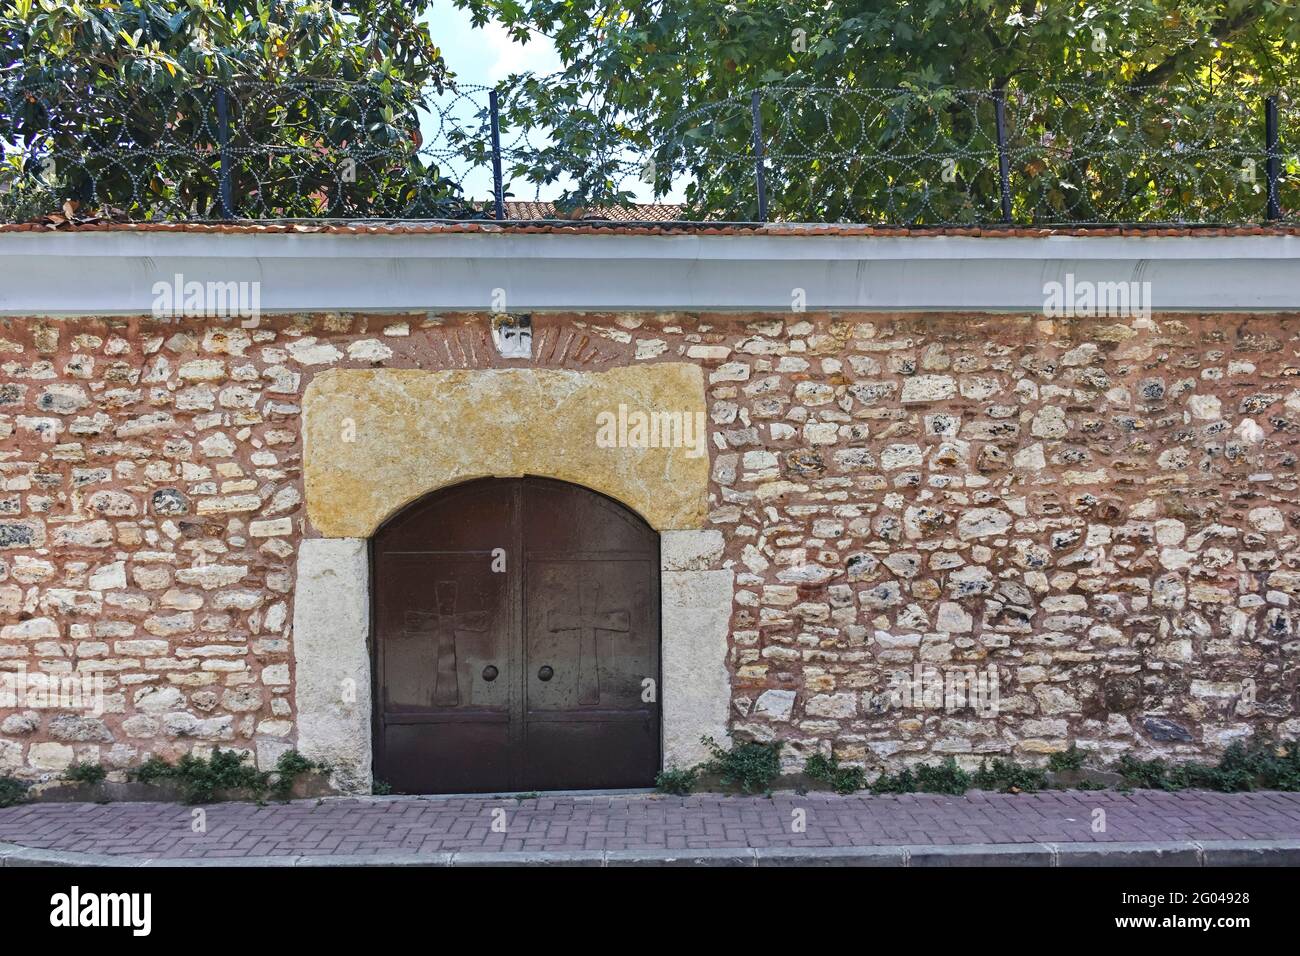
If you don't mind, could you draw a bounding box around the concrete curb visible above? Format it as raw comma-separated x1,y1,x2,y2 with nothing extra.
3,839,1300,867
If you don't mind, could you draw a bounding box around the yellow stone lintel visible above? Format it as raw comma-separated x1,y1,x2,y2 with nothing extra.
302,364,709,537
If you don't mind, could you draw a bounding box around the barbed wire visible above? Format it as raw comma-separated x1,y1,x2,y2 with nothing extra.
0,76,1293,224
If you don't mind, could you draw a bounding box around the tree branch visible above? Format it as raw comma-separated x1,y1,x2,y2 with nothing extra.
1135,7,1261,88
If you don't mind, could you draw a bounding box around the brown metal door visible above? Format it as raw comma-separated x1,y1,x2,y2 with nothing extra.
522,479,660,791
373,477,659,793
373,480,516,794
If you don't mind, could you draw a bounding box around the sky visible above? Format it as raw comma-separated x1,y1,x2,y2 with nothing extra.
418,3,670,206
421,1,563,89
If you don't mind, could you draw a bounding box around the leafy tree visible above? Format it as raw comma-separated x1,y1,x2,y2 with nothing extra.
4,2,1296,222
0,0,475,219
455,0,1300,222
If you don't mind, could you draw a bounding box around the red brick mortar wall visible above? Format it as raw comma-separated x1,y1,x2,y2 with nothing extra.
1,310,1298,780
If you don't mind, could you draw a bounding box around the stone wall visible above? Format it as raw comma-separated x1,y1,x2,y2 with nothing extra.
1,310,1298,781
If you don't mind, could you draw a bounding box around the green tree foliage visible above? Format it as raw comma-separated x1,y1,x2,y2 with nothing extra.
455,0,1300,221
2,0,448,84
0,0,473,218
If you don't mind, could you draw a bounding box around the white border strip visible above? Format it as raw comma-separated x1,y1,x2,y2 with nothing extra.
0,232,1297,314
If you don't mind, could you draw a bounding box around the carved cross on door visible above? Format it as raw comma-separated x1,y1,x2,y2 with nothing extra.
405,581,489,707
547,582,630,705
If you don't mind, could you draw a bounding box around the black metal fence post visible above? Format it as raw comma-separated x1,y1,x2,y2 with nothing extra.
994,87,1012,224
1265,94,1281,221
489,90,506,220
751,90,768,222
215,86,234,219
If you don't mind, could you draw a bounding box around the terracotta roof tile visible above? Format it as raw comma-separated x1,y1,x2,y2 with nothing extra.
1,220,1296,238
500,201,687,221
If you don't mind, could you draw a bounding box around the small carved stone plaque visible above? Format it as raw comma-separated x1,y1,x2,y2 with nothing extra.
491,313,532,359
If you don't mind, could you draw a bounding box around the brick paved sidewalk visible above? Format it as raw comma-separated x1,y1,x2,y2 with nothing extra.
1,789,1299,862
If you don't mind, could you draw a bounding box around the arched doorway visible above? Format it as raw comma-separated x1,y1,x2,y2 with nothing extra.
372,477,661,793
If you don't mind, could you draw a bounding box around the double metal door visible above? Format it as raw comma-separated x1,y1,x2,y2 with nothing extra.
373,477,660,793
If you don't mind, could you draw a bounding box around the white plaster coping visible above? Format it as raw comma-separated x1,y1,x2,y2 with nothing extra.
1,231,1298,314
292,530,731,794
